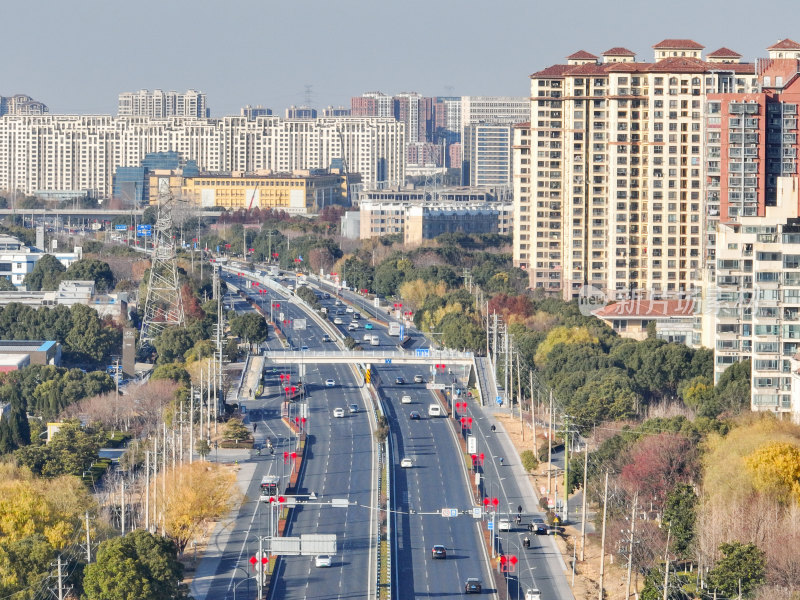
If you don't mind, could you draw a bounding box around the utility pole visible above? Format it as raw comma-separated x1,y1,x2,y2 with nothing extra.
485,304,491,359
492,312,498,365
563,415,569,523
626,492,638,600
662,527,672,600
189,385,194,464
598,471,609,600
530,372,537,448
516,353,523,439
580,444,588,561
85,511,91,563
145,450,150,531
547,391,553,495
120,479,125,535
57,555,65,600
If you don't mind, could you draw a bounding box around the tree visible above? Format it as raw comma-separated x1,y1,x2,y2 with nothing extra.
150,363,191,387
0,277,16,291
14,421,99,477
153,328,195,364
24,254,66,291
229,313,268,345
534,326,599,366
745,441,800,505
82,529,190,600
64,304,118,366
707,542,766,598
195,438,211,460
62,258,115,292
663,483,698,558
223,418,250,442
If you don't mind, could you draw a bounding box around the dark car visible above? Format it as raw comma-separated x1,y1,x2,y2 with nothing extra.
395,377,406,385
409,411,421,420
431,545,447,559
323,293,330,299
465,578,482,594
321,334,333,342
529,517,547,535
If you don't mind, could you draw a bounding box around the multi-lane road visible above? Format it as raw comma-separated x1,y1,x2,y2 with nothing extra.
215,267,572,599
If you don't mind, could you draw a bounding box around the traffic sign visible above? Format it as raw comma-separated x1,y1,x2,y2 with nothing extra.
487,521,494,530
441,508,458,518
496,395,502,405
415,348,430,358
472,507,483,519
115,224,127,231
426,383,446,390
467,435,477,454
384,358,392,364
373,298,380,307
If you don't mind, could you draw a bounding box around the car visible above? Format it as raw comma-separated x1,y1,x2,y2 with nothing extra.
325,379,335,387
348,403,359,413
364,334,373,342
351,313,361,320
401,395,412,404
315,555,332,568
431,545,447,559
323,293,330,299
333,317,343,325
348,322,358,330
300,345,309,352
335,300,342,306
395,377,405,385
333,408,345,418
465,578,482,594
364,322,374,330
400,457,413,468
525,589,542,600
409,411,421,420
322,334,332,342
345,306,354,313
529,517,547,535
498,518,513,531
413,374,424,383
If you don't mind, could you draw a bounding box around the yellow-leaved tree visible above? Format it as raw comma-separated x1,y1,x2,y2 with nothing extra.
533,326,599,366
157,461,241,553
745,441,800,505
397,279,447,311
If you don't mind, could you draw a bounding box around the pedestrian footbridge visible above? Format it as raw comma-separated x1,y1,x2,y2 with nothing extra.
262,349,474,366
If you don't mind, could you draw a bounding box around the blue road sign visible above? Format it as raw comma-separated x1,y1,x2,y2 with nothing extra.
487,521,494,531
136,224,151,231
415,348,430,358
496,395,503,405
399,325,405,338
385,359,392,364
115,224,127,231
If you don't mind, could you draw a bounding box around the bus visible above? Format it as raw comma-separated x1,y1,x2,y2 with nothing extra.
260,475,280,498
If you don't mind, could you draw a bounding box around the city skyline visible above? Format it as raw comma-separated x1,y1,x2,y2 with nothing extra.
6,0,800,116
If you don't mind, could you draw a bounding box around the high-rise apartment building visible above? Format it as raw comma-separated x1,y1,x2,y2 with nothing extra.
0,95,48,116
463,123,514,188
515,40,758,299
0,115,405,196
460,96,529,136
351,92,394,118
117,89,209,118
285,106,318,119
241,105,272,120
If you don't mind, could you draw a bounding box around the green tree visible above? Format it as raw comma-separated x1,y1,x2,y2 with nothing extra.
229,313,268,344
662,483,697,558
707,542,766,598
0,534,55,600
153,328,195,364
82,529,189,600
222,418,250,442
63,258,115,292
14,421,99,477
150,363,191,387
0,277,16,291
64,304,118,366
24,254,66,291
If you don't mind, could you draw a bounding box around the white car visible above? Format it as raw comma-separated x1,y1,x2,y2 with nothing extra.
333,317,343,325
348,323,358,331
525,589,542,600
400,457,413,468
333,408,345,418
345,306,354,313
498,519,512,531
401,395,412,404
315,555,332,568
325,379,335,387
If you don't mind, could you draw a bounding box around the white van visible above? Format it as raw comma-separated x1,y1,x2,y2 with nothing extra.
370,335,380,346
428,404,442,417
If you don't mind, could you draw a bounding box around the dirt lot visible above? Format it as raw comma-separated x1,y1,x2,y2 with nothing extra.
494,413,635,600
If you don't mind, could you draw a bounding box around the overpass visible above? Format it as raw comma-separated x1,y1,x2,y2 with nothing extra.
263,348,474,365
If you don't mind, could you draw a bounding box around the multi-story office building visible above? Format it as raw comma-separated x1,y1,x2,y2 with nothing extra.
351,92,394,118
0,94,48,116
460,96,529,136
515,39,758,300
0,115,405,196
117,89,209,118
462,123,514,189
160,170,347,214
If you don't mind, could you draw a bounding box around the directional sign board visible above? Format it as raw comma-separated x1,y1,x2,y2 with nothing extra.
426,383,446,390
473,507,483,519
467,435,477,454
373,298,380,308
487,521,494,530
271,537,302,555
441,508,459,518
415,348,430,358
496,395,503,405
270,534,337,556
385,359,392,364
292,318,307,330
115,224,127,231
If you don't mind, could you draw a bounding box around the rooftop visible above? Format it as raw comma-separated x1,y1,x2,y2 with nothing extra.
767,38,800,50
652,39,705,50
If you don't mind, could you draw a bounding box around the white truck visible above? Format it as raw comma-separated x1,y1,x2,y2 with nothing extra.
388,322,401,336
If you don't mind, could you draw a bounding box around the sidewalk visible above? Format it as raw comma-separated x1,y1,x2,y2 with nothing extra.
188,448,255,600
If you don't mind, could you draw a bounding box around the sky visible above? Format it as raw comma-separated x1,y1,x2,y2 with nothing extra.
5,0,800,116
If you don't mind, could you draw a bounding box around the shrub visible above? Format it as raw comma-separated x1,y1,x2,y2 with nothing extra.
521,449,538,472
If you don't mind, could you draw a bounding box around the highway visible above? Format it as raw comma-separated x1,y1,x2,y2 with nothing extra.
213,272,377,600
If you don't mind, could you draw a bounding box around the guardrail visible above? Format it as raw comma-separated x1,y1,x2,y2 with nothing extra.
263,349,474,361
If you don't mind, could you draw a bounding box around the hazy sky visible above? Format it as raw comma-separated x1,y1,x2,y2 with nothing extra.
5,0,799,116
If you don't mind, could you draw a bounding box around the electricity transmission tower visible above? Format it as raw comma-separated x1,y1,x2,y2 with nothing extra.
140,185,185,347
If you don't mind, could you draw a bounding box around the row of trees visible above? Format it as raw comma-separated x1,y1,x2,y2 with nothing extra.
25,255,116,292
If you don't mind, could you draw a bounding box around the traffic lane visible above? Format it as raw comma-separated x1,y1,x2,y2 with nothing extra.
270,377,374,599
469,410,567,599
384,372,493,599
